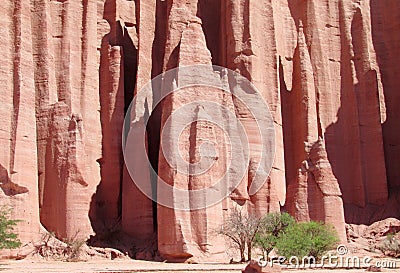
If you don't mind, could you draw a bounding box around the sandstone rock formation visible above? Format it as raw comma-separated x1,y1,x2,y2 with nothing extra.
0,0,399,261
242,260,282,273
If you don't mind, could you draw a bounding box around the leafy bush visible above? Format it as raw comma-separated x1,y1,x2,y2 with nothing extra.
0,207,21,250
376,233,400,258
255,212,295,259
275,221,338,260
219,210,338,262
218,208,260,262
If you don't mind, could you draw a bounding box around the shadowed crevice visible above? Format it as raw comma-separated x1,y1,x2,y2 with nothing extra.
0,164,29,196
197,0,222,65
10,0,22,176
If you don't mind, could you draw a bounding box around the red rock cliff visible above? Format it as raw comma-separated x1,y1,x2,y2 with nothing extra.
0,0,399,261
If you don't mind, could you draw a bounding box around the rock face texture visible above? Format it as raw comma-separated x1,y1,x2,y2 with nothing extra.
0,0,399,261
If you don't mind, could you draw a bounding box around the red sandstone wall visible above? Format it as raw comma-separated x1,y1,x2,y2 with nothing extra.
0,0,398,261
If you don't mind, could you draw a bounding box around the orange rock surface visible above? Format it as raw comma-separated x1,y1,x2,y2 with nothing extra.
0,0,398,261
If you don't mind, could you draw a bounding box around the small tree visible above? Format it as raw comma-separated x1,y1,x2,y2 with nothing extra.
255,212,295,259
275,221,338,261
218,208,260,262
0,207,21,250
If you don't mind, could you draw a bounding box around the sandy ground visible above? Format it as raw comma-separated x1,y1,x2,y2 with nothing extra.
0,259,399,273
2,259,242,273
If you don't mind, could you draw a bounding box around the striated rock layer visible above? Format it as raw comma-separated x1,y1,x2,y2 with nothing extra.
0,0,399,261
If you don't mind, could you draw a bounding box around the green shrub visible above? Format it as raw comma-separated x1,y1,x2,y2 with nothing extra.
62,231,86,262
275,221,338,260
0,207,21,250
255,212,295,259
376,233,400,258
